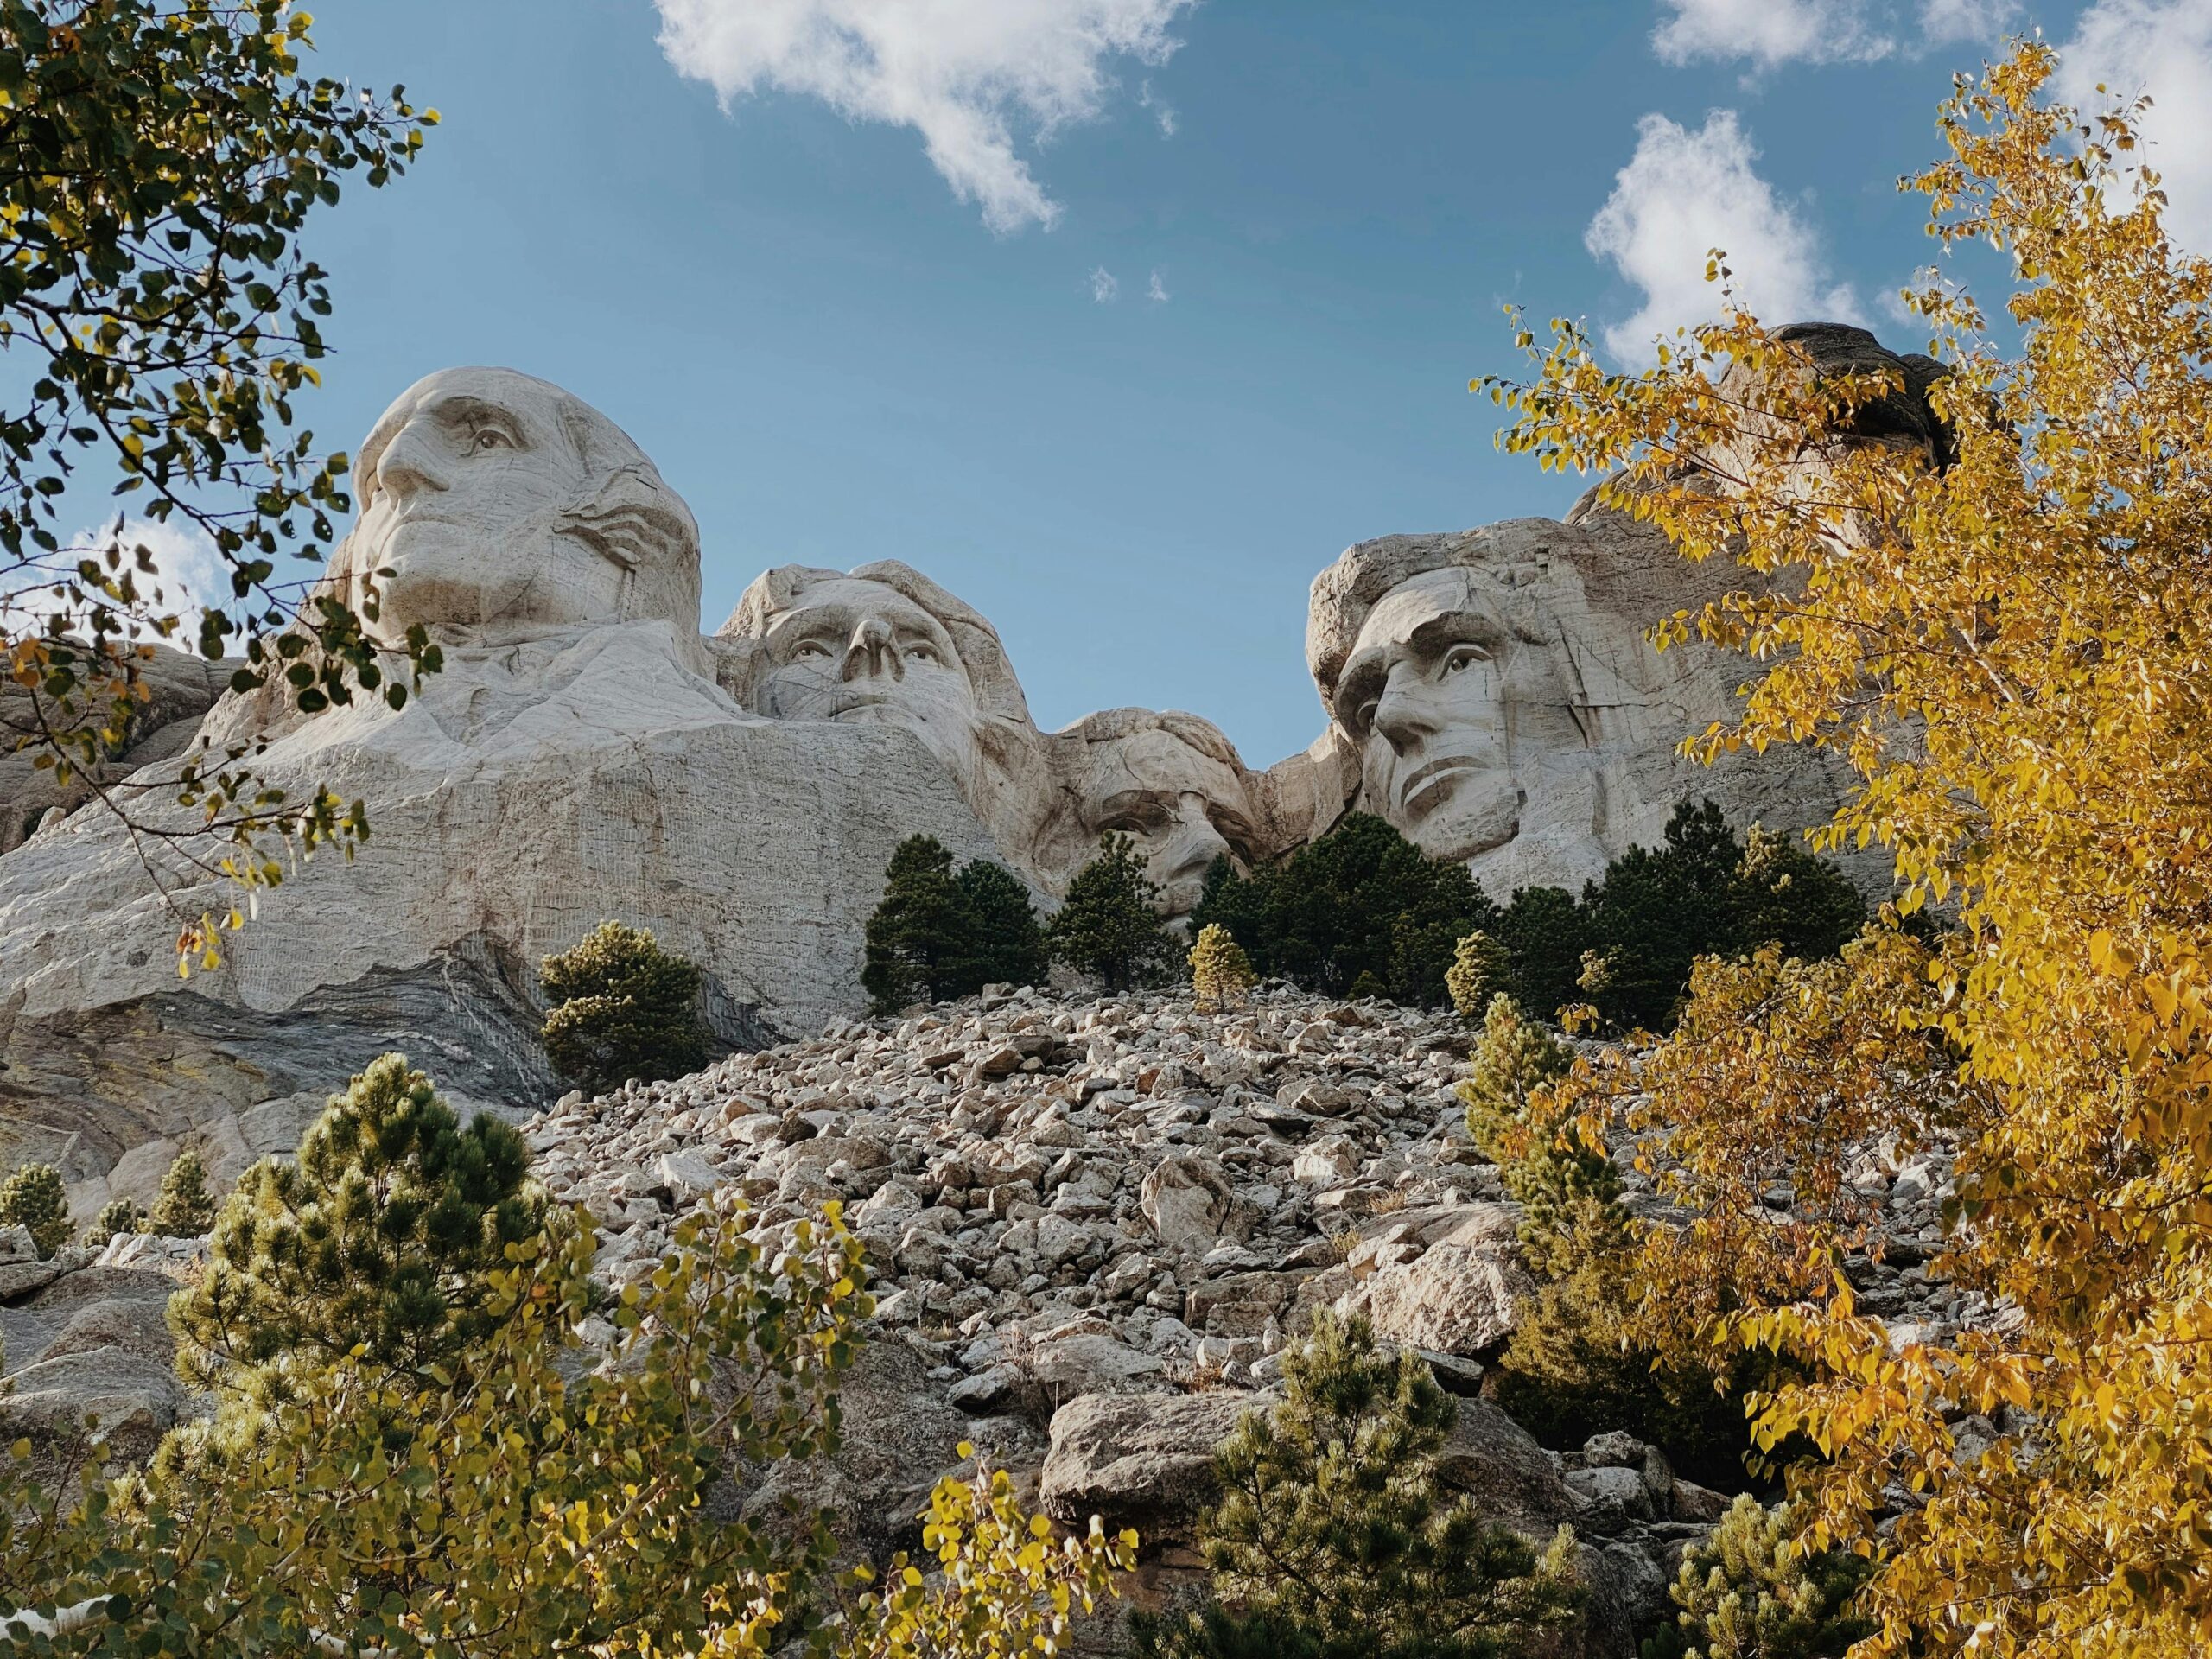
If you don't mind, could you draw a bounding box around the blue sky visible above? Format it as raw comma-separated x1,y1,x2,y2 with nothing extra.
112,0,2212,765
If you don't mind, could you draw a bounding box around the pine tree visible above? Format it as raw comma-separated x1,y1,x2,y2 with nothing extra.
1643,1496,1874,1659
954,858,1047,990
0,1161,69,1259
1446,931,1513,1021
148,1147,218,1236
862,836,971,1013
1459,994,1573,1160
1190,923,1256,1012
540,921,709,1095
1138,1312,1582,1659
85,1195,145,1246
163,1053,548,1483
1046,832,1178,991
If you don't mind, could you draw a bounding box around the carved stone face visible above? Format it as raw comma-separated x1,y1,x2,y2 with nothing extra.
753,577,983,785
345,367,694,644
1334,568,1531,864
1079,727,1259,918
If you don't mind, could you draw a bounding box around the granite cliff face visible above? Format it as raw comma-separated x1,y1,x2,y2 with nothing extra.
0,333,1928,1215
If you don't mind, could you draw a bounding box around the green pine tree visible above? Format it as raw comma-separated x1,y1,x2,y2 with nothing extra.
1459,994,1573,1166
1643,1496,1874,1659
1135,1312,1582,1659
1046,832,1179,992
540,921,709,1095
954,858,1048,990
148,1147,218,1236
162,1053,547,1480
862,835,971,1013
0,1161,70,1259
85,1195,146,1246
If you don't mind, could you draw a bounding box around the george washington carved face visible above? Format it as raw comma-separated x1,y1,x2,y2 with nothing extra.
340,367,697,645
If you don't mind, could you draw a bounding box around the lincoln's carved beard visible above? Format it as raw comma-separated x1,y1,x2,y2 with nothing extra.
752,577,986,789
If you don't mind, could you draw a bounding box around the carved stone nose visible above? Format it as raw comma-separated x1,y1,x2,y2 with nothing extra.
842,618,900,682
1370,667,1437,753
375,421,449,502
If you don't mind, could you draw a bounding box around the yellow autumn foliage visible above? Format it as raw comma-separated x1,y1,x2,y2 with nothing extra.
1485,40,2212,1658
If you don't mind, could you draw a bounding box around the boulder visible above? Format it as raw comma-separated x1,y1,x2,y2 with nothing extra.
1040,1391,1255,1535
1140,1156,1236,1249
1351,1240,1533,1357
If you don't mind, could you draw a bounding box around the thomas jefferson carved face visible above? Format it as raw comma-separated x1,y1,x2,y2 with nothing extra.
342,368,696,645
1335,568,1535,864
1077,722,1260,918
753,576,984,785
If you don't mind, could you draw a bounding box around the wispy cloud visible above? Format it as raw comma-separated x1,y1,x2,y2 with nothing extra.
19,516,235,638
1145,270,1169,302
1651,0,2015,71
1090,266,1120,303
653,0,1194,233
2057,0,2212,253
1138,79,1178,137
1586,110,1861,363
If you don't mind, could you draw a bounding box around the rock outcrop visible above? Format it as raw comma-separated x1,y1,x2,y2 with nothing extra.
0,335,1916,1211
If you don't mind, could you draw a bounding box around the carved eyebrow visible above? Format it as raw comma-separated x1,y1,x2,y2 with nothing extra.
427,394,528,435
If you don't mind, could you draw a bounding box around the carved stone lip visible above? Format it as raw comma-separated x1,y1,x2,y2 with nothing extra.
1397,756,1489,816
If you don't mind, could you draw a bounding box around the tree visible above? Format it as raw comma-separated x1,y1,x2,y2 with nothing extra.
954,857,1047,989
539,921,709,1094
1191,815,1496,1005
1491,885,1592,1024
861,837,1045,1013
1046,832,1178,991
0,1,439,966
1136,1312,1581,1659
1484,39,2212,1651
0,1061,1129,1657
1459,994,1572,1159
164,1052,546,1479
84,1196,144,1246
1643,1496,1874,1659
1446,931,1513,1021
0,1161,67,1259
1189,923,1256,1013
146,1147,216,1236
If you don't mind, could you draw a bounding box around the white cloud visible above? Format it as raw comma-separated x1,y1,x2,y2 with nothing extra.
1146,269,1169,302
1586,110,1863,362
2057,0,2212,253
1090,266,1119,303
1652,0,2014,69
1654,0,1893,69
653,0,1193,233
22,517,235,638
1139,79,1178,137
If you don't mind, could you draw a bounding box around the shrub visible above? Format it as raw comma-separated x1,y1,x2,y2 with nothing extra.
1446,930,1513,1021
1046,832,1179,991
0,1161,69,1260
147,1147,217,1237
1190,923,1256,1012
540,920,709,1093
1465,1031,1770,1486
85,1196,145,1246
1191,815,1495,1006
1134,1312,1582,1659
1642,1496,1874,1659
862,836,1045,1012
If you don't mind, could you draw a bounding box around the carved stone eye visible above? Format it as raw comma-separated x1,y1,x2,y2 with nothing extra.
791,640,832,661
473,428,512,452
906,643,939,665
1440,644,1489,677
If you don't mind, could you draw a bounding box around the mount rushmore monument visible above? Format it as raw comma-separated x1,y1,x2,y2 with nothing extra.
0,334,1911,1218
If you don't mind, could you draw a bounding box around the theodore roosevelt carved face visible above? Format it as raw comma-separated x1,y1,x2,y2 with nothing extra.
1062,710,1261,918
339,367,698,645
